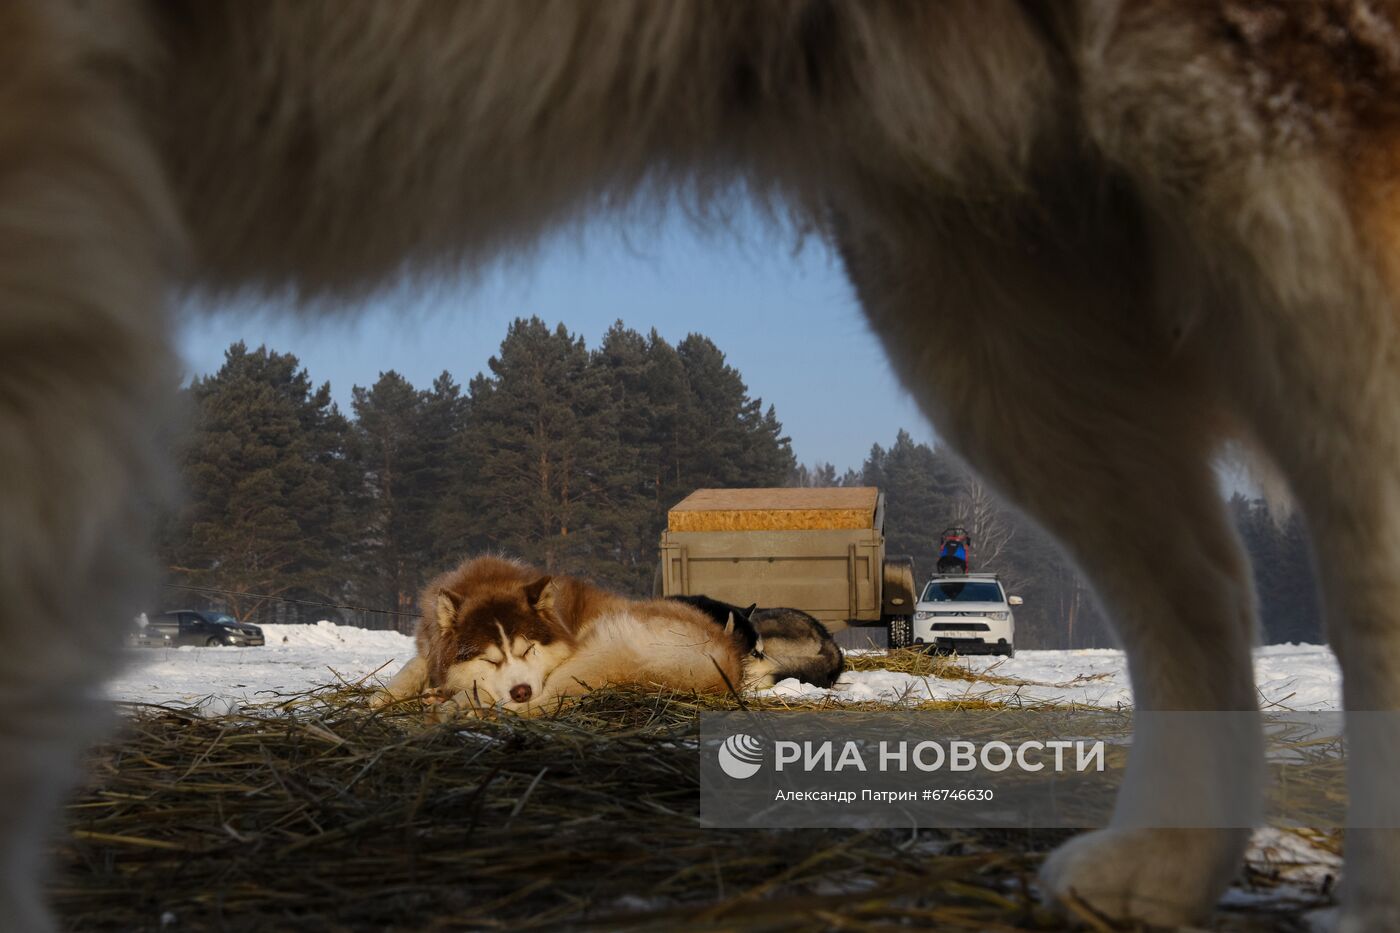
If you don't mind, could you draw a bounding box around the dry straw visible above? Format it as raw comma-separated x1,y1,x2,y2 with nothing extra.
53,651,1332,931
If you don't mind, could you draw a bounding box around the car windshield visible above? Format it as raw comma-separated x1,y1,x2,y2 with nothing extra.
211,614,238,625
921,581,1004,603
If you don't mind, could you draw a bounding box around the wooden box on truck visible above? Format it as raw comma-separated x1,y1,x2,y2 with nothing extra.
657,487,916,633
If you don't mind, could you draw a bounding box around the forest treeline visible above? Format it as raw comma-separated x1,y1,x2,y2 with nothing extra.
160,318,1322,647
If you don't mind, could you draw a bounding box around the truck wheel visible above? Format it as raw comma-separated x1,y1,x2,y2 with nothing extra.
887,615,913,650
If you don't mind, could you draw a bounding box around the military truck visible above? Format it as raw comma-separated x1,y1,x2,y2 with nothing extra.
656,487,918,648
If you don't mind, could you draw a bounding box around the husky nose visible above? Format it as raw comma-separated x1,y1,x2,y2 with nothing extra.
509,684,532,703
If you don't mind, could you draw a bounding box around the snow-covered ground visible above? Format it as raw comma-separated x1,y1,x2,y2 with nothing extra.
107,621,417,714
767,642,1343,710
106,621,1343,920
105,620,1343,712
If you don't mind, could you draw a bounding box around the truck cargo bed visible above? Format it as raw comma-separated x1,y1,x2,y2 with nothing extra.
659,487,911,629
666,487,879,532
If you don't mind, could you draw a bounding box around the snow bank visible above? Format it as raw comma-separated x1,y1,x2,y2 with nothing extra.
258,620,415,652
107,622,1344,713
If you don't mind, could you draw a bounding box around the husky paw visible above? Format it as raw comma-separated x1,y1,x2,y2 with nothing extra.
428,692,479,722
1039,827,1247,927
367,688,397,710
429,692,541,722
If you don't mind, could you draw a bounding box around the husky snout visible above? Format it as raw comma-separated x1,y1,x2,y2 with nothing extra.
509,683,532,703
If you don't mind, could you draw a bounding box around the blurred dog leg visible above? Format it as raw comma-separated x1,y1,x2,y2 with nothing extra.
0,5,181,927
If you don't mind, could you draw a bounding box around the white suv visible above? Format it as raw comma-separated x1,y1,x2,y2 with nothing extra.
911,574,1020,657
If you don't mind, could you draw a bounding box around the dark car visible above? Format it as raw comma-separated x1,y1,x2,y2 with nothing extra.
130,610,265,648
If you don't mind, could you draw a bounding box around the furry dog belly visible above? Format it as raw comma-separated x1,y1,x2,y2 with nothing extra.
543,603,744,703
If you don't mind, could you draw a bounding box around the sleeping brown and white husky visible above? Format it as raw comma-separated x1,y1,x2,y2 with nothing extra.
373,557,749,715
11,1,1400,929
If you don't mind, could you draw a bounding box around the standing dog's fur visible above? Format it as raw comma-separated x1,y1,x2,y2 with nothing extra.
9,0,1400,927
373,556,747,714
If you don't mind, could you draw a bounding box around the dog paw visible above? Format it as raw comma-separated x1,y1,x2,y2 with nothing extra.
1039,827,1247,927
426,692,473,722
367,688,396,710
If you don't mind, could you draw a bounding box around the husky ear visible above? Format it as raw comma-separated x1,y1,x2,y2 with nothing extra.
724,612,735,636
524,575,556,612
744,604,757,617
435,589,464,633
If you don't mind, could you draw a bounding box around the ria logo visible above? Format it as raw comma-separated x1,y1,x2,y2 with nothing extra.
718,733,765,779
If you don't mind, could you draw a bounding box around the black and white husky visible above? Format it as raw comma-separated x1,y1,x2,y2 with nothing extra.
749,608,845,689
669,596,844,689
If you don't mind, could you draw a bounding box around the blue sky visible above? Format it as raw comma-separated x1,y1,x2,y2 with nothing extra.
176,211,937,475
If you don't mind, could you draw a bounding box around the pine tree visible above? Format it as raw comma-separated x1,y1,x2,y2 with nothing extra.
166,323,811,614
673,334,795,490
1229,495,1323,644
419,372,470,570
349,371,427,614
644,332,695,513
165,343,352,621
860,430,963,576
590,322,668,589
1275,513,1323,643
456,318,615,575
788,462,841,487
